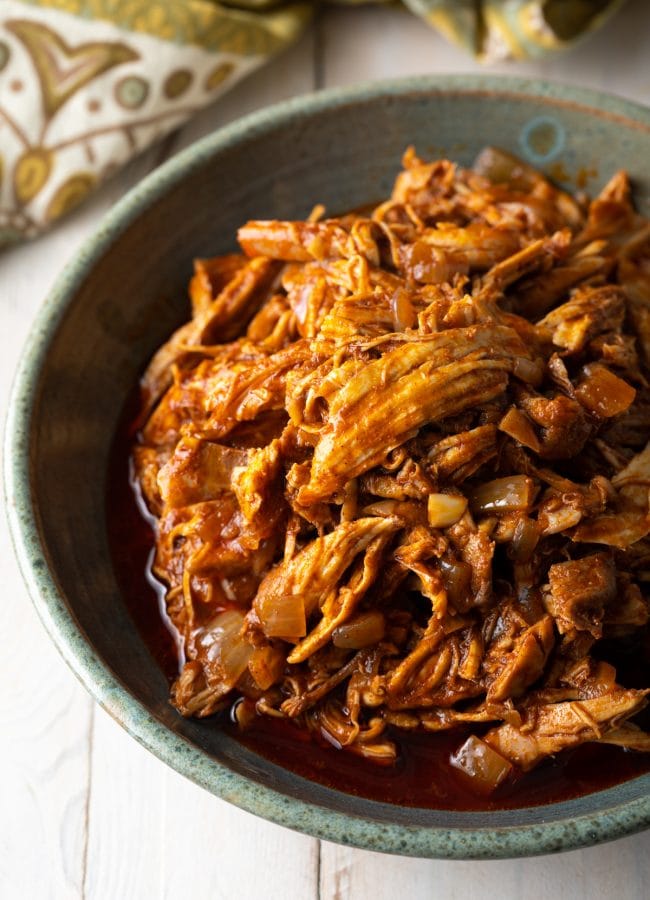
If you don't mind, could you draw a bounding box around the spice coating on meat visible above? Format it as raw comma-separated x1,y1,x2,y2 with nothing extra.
133,147,650,795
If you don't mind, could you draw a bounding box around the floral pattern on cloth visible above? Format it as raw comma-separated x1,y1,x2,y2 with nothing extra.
0,0,627,247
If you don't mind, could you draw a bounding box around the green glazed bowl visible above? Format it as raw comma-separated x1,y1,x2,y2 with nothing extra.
6,75,650,859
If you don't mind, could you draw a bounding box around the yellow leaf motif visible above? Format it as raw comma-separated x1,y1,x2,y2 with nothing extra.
46,173,96,223
204,62,234,92
14,149,53,205
164,69,193,100
6,20,138,119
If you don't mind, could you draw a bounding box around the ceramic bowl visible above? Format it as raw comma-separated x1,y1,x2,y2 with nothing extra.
6,75,650,859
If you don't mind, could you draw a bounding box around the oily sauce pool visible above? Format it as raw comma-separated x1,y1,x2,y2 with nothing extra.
107,402,650,812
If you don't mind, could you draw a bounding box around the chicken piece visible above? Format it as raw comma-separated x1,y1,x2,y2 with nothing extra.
512,248,614,321
142,257,280,407
172,660,229,718
555,656,617,697
384,625,484,711
518,392,591,460
281,262,346,339
319,290,397,342
415,702,518,732
189,254,248,317
472,146,585,231
248,516,400,643
611,441,650,499
396,222,522,283
590,332,642,384
487,616,555,702
536,474,610,536
394,528,449,619
360,461,434,502
575,170,640,247
297,324,537,504
426,425,498,483
390,152,460,218
156,497,277,592
245,294,296,348
573,444,650,548
307,694,396,763
475,231,571,305
153,340,315,445
537,285,626,353
142,340,259,448
573,512,650,549
287,530,392,664
157,437,250,509
316,264,439,342
598,723,650,751
619,251,650,364
132,444,169,514
231,439,285,547
447,515,495,609
238,219,354,262
484,688,648,771
544,553,616,638
280,648,369,717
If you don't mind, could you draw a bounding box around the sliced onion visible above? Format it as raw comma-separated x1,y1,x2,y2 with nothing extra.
260,593,307,641
575,364,636,418
347,740,397,765
427,493,468,528
538,504,582,536
450,734,513,794
199,609,253,686
248,645,286,690
473,146,540,190
332,610,386,649
512,356,544,387
498,406,541,453
509,516,540,561
390,287,417,330
439,559,472,608
363,499,425,523
468,475,537,513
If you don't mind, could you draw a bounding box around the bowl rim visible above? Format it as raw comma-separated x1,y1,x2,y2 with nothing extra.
5,73,650,860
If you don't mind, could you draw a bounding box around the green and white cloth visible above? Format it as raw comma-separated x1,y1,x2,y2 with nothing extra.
0,0,626,247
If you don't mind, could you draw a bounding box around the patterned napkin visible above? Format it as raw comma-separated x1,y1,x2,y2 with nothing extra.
0,0,626,247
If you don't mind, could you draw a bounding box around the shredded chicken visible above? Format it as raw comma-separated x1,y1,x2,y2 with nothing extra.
133,146,650,797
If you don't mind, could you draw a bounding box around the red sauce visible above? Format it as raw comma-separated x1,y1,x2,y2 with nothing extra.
106,396,181,684
107,399,650,811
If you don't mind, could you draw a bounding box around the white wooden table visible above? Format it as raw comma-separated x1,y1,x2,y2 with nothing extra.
3,3,650,897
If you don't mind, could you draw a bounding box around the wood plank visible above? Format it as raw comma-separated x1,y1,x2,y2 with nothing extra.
84,708,320,899
0,625,92,899
0,140,187,900
320,830,650,900
83,708,167,899
160,754,319,900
